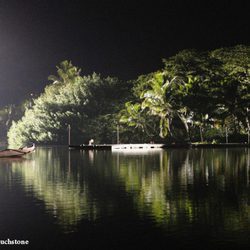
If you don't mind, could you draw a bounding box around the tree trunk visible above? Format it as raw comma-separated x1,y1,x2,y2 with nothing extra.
177,113,190,142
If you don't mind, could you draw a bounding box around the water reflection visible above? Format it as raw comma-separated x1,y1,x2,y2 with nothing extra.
112,148,250,234
0,147,249,243
9,148,99,232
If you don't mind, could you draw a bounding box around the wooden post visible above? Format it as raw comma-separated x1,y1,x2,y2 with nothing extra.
225,127,228,144
68,150,71,172
247,108,249,144
248,128,250,144
199,126,203,143
117,124,120,144
68,124,71,145
247,148,249,187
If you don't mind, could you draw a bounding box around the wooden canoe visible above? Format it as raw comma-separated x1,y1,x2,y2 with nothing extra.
0,144,35,158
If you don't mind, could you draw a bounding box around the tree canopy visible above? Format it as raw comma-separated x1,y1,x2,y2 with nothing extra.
120,45,250,143
7,61,131,147
6,45,250,147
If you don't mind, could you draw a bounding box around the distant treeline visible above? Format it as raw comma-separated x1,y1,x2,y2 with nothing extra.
0,45,249,147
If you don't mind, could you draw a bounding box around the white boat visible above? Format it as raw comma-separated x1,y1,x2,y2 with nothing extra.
0,144,35,158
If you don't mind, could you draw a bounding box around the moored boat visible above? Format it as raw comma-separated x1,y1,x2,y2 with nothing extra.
0,144,35,158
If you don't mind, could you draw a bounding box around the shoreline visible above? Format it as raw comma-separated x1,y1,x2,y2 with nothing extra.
164,143,250,148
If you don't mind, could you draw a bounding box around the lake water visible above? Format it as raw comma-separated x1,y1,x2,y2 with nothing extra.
0,146,249,249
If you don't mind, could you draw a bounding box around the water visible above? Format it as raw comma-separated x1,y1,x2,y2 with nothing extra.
0,146,249,249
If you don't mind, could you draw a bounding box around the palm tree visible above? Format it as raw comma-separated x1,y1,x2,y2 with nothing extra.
48,60,81,85
120,102,158,137
141,72,190,140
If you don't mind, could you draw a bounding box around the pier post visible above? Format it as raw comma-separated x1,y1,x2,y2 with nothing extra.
248,128,250,144
225,127,228,144
68,124,71,145
117,124,120,144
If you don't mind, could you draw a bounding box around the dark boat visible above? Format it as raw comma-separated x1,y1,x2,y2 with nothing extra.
0,144,35,158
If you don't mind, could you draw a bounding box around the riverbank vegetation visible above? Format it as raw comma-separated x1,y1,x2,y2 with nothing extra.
3,45,250,147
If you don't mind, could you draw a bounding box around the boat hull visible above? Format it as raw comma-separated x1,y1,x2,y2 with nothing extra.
0,144,35,158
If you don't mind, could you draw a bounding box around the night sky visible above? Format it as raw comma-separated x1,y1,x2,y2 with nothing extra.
0,0,249,106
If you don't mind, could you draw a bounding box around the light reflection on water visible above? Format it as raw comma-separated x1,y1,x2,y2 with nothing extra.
0,146,249,248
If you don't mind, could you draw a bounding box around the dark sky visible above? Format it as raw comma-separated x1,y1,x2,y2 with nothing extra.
0,0,249,106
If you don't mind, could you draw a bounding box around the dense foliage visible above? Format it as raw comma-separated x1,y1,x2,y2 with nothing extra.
120,45,250,143
0,103,28,146
7,61,131,147
5,45,250,147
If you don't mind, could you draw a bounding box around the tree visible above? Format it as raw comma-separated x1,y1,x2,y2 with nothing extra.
210,45,250,139
7,45,249,146
7,61,130,147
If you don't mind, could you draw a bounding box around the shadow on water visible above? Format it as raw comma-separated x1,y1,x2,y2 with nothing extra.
0,147,249,249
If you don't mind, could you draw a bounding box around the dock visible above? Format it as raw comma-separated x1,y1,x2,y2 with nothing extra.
69,144,112,150
69,143,250,151
69,143,164,151
111,143,165,150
